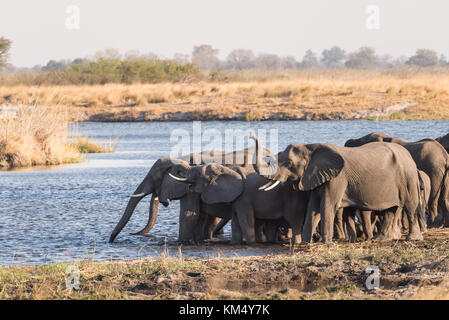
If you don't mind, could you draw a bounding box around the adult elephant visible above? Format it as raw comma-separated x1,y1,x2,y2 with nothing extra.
436,133,449,154
257,142,424,244
168,162,309,245
109,142,273,243
345,132,449,228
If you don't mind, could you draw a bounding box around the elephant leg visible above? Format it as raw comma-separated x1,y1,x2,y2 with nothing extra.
320,200,336,244
178,194,201,243
231,211,243,245
302,191,320,244
360,210,373,240
234,202,256,245
202,215,218,240
371,215,379,236
404,204,424,241
427,187,441,228
343,208,357,243
401,211,409,233
255,220,265,242
334,208,346,240
375,210,395,241
392,207,403,239
438,187,449,227
285,209,306,246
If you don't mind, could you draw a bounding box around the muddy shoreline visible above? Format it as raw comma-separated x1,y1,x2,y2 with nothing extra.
1,229,448,300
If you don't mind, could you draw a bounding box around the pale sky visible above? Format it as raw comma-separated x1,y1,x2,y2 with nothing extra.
1,0,448,67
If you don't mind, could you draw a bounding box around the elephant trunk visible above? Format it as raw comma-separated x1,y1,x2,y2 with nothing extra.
250,132,262,174
109,180,153,243
130,194,160,236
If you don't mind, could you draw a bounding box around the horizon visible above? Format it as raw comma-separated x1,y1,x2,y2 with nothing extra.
1,0,449,68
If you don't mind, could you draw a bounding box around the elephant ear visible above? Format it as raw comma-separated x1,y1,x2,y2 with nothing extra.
298,145,344,191
201,165,244,204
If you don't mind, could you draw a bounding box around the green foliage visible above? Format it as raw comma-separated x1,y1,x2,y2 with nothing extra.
407,49,439,67
61,57,199,84
3,57,199,85
345,47,377,69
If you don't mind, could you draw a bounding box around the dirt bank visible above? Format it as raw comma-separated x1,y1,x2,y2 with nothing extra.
1,72,449,122
1,229,448,300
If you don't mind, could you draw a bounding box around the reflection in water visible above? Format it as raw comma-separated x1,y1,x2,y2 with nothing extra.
0,120,448,265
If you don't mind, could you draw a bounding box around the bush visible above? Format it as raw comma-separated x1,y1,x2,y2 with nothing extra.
0,105,80,169
0,58,200,85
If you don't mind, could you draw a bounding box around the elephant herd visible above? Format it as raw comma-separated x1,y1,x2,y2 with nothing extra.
109,131,449,245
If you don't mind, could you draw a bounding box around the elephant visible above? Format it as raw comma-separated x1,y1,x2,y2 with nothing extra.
340,169,431,243
345,132,449,228
168,162,309,245
109,140,274,243
257,142,424,244
436,133,449,154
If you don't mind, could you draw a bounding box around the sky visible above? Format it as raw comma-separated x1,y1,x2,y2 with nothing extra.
1,0,449,67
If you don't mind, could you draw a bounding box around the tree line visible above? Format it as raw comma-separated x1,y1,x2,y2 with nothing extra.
1,37,448,85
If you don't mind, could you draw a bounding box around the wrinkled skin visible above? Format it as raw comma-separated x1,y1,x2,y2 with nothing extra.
109,153,228,243
436,133,449,154
109,138,276,243
345,132,449,228
259,142,423,244
170,163,308,245
342,171,430,242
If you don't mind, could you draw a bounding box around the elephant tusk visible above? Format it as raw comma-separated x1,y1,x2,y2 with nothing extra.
264,180,281,191
130,193,147,198
154,197,159,201
259,180,275,190
168,173,188,182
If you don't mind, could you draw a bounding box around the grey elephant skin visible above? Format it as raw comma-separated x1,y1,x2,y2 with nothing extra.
109,145,273,243
345,132,449,228
259,142,424,244
169,162,308,245
436,133,449,154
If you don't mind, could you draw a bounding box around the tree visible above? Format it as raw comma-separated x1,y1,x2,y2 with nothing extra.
376,54,394,68
321,46,346,68
173,53,190,64
42,59,71,71
0,37,12,68
255,53,281,70
344,47,377,69
95,48,121,60
439,54,448,67
192,44,220,70
406,49,438,67
299,50,320,69
226,49,256,70
281,56,298,69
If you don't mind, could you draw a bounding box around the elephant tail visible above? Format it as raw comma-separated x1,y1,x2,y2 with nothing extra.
416,170,427,227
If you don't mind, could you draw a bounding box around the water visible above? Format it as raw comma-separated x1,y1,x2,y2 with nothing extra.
1,120,448,266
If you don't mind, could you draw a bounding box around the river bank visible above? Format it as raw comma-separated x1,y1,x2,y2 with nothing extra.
1,229,448,300
1,71,449,122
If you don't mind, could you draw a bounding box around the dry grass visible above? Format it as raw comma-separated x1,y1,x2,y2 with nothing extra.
0,105,81,169
1,68,449,121
1,229,448,300
70,136,116,154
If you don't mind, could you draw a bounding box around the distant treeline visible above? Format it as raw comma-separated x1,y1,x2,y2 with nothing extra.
1,41,449,85
0,58,199,85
